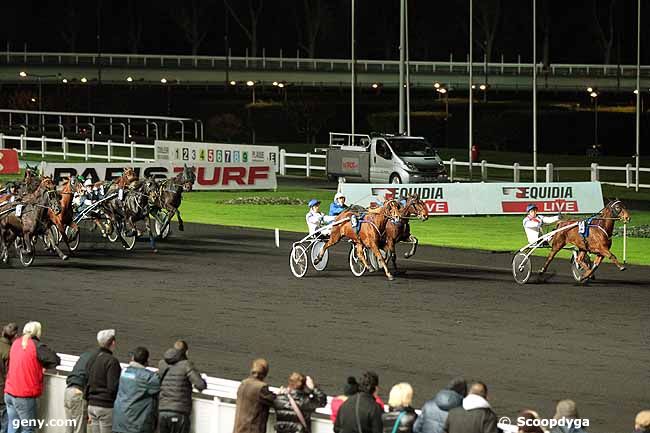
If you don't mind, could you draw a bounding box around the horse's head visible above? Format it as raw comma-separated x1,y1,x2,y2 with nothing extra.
144,177,159,202
37,178,60,214
606,200,630,223
384,199,402,223
123,167,138,184
180,164,196,192
402,194,429,221
39,176,56,191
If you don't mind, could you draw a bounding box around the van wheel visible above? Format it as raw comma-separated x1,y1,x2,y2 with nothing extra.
390,174,402,184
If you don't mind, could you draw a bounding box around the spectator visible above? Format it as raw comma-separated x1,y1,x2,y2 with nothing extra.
634,410,650,433
157,340,207,433
273,372,327,433
382,383,417,433
551,400,587,433
414,378,467,433
64,340,98,433
112,347,161,433
517,410,543,433
85,329,121,433
334,371,383,433
4,321,60,433
330,377,359,423
0,324,18,433
232,359,276,433
443,382,497,433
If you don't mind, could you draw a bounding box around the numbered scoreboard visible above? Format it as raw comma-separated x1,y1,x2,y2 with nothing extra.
154,140,279,171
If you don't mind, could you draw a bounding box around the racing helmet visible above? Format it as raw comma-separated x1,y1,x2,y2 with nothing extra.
307,199,320,208
84,178,93,187
526,203,538,213
334,192,345,201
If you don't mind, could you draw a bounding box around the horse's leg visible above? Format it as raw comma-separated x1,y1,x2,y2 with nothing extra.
593,246,626,271
368,242,394,281
539,243,564,274
384,239,399,273
175,208,184,231
579,255,604,282
147,216,157,252
314,227,343,265
354,242,373,272
404,234,418,258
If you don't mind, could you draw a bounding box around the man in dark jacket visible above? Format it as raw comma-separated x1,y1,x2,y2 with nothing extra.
273,373,327,433
232,359,276,433
0,324,18,433
414,378,467,433
64,342,99,433
157,340,207,433
112,347,160,433
85,329,121,433
443,382,497,433
334,371,383,433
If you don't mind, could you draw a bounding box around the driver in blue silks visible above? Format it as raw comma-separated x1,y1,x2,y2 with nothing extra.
329,192,349,216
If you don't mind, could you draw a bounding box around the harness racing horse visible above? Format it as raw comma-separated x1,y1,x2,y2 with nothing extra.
121,178,159,250
383,194,429,273
539,200,631,282
46,177,83,255
314,200,403,281
0,177,63,264
150,164,195,236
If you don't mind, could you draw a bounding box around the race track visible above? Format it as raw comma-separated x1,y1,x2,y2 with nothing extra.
1,223,648,433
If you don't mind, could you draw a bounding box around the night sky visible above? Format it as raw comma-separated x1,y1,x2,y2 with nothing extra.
1,0,648,64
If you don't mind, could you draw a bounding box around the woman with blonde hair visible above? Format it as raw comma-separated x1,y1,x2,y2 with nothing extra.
382,383,418,433
4,321,60,433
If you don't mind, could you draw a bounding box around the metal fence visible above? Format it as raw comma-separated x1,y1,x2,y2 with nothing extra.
3,50,650,78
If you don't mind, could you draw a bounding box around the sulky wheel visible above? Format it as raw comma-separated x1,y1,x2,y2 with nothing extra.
311,240,329,271
512,252,532,285
290,244,308,278
349,246,367,277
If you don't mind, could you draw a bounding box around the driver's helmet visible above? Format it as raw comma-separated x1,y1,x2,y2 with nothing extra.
526,204,538,213
307,199,320,209
84,178,93,187
334,192,345,201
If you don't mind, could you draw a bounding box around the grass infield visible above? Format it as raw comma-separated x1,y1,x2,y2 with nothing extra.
178,187,650,266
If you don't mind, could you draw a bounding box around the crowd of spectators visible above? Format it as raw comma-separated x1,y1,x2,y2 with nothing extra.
0,321,647,433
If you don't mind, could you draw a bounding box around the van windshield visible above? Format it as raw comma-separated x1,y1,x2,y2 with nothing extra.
387,138,437,157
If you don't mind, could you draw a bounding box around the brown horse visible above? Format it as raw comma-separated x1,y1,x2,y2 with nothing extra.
539,200,630,282
46,177,83,255
383,195,429,272
314,200,402,281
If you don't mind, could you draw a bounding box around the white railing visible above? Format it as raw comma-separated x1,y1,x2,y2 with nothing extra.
4,50,650,78
0,133,154,162
278,151,650,189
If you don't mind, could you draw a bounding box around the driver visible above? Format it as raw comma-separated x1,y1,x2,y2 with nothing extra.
306,199,335,235
75,177,99,214
522,204,561,244
329,192,348,216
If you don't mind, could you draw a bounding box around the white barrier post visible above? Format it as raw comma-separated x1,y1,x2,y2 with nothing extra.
279,149,286,175
130,141,136,163
513,163,520,182
0,133,4,149
545,163,553,182
623,223,627,264
62,137,68,160
449,158,456,182
590,163,599,181
41,136,46,158
306,152,311,177
19,134,25,156
480,160,487,181
107,140,113,162
84,139,90,161
626,163,632,188
275,228,280,248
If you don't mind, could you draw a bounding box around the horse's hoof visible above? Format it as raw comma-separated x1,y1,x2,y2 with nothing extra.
61,255,69,261
404,253,413,259
367,267,376,273
387,274,395,281
151,249,158,254
313,257,321,265
178,226,184,232
619,266,626,272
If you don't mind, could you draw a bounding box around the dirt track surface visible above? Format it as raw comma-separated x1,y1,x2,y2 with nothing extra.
1,223,648,433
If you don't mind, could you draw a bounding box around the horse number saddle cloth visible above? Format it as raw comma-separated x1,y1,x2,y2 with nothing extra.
15,204,23,217
351,213,365,234
578,217,594,239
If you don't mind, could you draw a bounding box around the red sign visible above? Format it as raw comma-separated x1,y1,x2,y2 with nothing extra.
501,200,579,213
0,150,19,174
173,165,271,187
423,200,449,214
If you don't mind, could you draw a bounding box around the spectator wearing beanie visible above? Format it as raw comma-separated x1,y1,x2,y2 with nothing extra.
382,383,418,433
551,400,587,433
0,324,18,433
334,371,383,433
443,382,497,433
4,321,60,433
157,340,207,433
634,410,650,433
330,377,359,423
232,359,276,433
112,347,160,433
273,372,327,433
85,329,121,433
414,378,467,433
